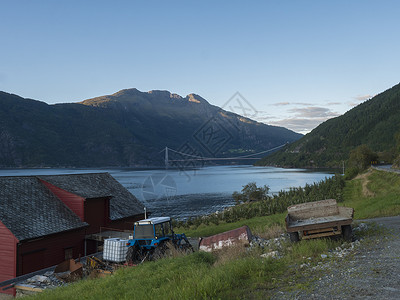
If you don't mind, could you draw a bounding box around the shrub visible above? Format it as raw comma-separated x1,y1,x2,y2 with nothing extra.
344,166,359,180
180,175,345,229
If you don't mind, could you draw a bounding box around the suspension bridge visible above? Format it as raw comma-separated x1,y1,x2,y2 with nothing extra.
161,143,288,168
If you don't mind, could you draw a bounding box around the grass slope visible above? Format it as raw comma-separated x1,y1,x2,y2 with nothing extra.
32,239,342,300
342,169,400,219
182,213,285,238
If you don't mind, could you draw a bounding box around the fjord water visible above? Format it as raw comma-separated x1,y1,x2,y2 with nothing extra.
0,165,334,220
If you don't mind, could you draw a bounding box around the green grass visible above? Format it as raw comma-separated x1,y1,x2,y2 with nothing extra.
178,213,285,237
284,238,338,261
33,251,287,300
33,238,344,300
342,169,400,219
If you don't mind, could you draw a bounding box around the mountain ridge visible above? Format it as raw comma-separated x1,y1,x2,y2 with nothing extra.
0,89,302,167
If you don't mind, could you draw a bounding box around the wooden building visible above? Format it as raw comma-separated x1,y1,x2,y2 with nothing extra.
0,173,145,296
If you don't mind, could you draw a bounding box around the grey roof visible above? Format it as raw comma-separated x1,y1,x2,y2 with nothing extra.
0,176,87,241
38,173,145,220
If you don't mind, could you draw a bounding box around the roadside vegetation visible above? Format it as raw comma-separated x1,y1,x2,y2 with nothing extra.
30,169,400,300
344,144,379,179
342,169,400,219
181,168,400,238
174,175,345,237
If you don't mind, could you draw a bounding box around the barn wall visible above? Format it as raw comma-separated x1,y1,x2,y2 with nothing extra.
40,179,85,221
109,214,145,232
84,197,110,234
17,228,86,276
0,220,18,296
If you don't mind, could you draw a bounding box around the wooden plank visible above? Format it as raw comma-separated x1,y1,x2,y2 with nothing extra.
338,206,354,219
302,231,342,240
305,227,340,235
14,284,43,292
288,199,339,220
288,219,352,231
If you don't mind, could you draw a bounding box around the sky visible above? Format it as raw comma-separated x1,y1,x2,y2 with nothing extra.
1,1,400,134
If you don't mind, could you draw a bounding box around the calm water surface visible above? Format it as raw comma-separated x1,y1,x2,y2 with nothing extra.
0,165,335,219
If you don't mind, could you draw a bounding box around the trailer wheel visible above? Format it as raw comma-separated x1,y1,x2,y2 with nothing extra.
289,232,300,242
342,225,352,241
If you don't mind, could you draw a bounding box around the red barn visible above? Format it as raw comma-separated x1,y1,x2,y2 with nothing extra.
0,173,145,296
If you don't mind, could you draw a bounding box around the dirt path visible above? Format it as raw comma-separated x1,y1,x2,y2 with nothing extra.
274,215,400,299
355,169,375,197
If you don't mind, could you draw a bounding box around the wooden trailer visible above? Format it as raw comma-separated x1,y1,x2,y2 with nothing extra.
285,199,354,242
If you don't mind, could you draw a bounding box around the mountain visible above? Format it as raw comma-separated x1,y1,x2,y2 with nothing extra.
256,83,400,168
0,89,302,167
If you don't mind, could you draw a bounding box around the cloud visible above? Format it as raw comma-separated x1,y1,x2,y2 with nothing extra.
258,106,340,134
354,94,373,101
268,118,327,134
273,101,313,106
343,94,376,108
273,102,290,106
327,102,341,105
347,101,360,107
253,111,278,122
287,107,340,119
293,102,313,106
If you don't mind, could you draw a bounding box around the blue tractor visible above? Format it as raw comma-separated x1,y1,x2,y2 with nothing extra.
126,217,193,263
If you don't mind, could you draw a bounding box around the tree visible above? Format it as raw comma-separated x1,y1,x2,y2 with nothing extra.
348,144,378,170
395,131,400,154
232,182,270,204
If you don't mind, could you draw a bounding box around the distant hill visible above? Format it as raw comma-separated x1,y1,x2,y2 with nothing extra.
0,89,302,167
256,83,400,168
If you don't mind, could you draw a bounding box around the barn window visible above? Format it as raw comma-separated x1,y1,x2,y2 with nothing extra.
64,247,73,260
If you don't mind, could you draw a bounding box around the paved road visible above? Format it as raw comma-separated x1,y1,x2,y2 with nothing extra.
372,165,400,174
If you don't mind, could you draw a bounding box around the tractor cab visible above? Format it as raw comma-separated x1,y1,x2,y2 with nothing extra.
126,216,192,263
133,217,173,240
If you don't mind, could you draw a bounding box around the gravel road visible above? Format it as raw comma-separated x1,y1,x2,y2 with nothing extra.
273,215,400,299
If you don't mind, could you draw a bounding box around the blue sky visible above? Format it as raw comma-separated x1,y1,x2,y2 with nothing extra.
1,1,399,134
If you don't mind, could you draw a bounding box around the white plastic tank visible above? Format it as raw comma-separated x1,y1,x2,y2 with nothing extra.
103,238,129,263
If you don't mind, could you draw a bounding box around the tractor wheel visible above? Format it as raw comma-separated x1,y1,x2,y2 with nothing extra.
342,225,353,241
127,245,144,263
289,231,300,243
153,242,167,260
126,245,138,263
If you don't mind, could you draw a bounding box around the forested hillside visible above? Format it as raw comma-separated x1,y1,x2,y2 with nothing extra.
257,83,400,168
